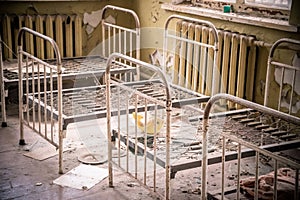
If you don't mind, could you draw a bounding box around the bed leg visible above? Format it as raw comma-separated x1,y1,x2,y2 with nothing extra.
19,139,26,145
1,122,7,127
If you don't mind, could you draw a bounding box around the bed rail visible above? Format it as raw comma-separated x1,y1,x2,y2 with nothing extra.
105,52,172,199
264,38,300,116
201,93,300,200
163,14,218,96
101,5,141,81
17,27,64,173
0,36,7,127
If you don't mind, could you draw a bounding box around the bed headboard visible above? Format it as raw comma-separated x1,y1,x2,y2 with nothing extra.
264,38,300,117
163,14,257,109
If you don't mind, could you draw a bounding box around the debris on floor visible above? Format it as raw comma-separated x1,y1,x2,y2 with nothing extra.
53,164,108,190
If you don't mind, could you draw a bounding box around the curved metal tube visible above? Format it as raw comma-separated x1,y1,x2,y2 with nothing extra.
163,14,219,96
164,14,219,47
201,93,300,200
101,5,141,31
264,38,300,109
105,53,172,198
17,27,63,173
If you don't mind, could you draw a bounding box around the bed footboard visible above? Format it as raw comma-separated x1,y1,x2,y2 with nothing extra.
18,27,64,173
201,93,300,200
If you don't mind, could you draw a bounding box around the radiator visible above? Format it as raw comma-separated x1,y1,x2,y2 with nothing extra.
1,14,82,60
169,20,257,108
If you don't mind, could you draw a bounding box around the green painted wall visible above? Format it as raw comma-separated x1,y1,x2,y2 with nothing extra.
0,0,134,55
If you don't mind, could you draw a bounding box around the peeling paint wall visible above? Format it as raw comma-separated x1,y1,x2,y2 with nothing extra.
0,0,134,55
1,0,299,108
274,53,300,114
132,0,300,108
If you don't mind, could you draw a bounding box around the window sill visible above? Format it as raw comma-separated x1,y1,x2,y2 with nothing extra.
161,3,298,33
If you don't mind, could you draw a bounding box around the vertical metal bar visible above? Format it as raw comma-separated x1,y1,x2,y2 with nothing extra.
18,45,25,145
129,32,133,81
24,16,34,55
220,32,231,106
171,21,182,85
212,31,223,96
113,26,116,54
144,99,148,185
245,36,256,102
105,64,113,187
50,68,54,142
36,15,45,60
199,26,208,94
295,169,299,200
126,89,130,170
26,58,29,124
202,115,208,200
3,16,13,59
236,35,248,109
228,34,239,109
44,65,47,139
278,67,284,111
118,86,122,167
108,26,111,57
31,59,36,130
0,36,7,127
185,23,195,89
123,31,127,81
65,15,73,57
74,15,82,56
102,19,106,57
134,94,138,179
165,98,172,200
191,25,201,92
237,143,241,200
254,152,259,200
178,22,188,87
45,15,54,59
37,63,41,133
135,26,140,81
288,69,296,115
55,15,63,58
273,160,278,200
221,135,225,200
57,53,63,175
153,104,158,192
264,53,272,107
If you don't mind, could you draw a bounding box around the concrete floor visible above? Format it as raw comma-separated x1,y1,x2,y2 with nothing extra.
2,102,298,200
0,103,204,200
0,103,160,200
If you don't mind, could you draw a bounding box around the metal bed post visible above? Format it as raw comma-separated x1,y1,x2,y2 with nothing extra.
264,38,300,112
17,27,63,173
201,93,300,200
0,36,7,127
106,52,172,199
101,5,141,81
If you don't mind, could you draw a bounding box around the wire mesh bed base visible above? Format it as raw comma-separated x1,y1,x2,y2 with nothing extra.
26,79,209,130
3,55,135,84
112,107,300,178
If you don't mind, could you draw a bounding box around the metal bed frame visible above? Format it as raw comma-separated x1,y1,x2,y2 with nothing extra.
106,35,300,199
15,5,140,174
1,5,140,127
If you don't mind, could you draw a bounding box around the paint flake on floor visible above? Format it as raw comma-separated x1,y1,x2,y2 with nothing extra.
53,164,108,190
